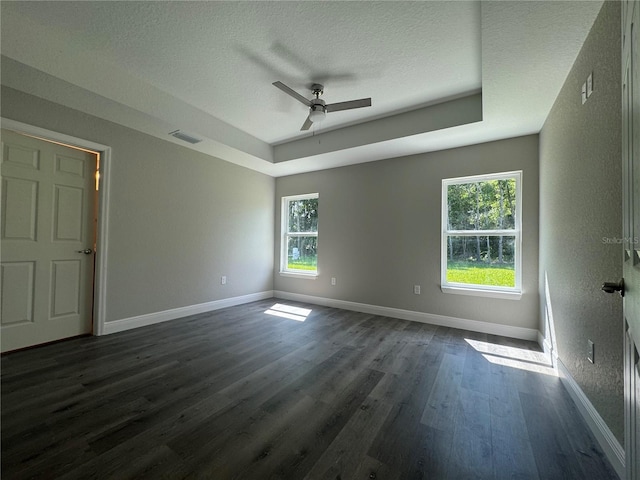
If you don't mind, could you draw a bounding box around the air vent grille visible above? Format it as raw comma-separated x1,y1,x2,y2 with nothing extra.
169,130,203,144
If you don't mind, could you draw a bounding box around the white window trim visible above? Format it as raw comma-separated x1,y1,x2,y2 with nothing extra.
441,171,522,298
441,285,522,300
280,193,319,278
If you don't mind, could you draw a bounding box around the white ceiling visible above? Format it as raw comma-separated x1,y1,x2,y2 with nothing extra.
0,1,603,177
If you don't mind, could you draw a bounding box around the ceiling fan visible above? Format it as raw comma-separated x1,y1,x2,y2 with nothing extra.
273,81,372,131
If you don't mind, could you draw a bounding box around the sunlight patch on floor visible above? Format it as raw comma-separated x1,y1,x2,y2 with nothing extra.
264,303,312,322
465,338,557,376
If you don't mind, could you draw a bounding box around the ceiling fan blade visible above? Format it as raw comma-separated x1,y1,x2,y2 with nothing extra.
300,116,313,131
326,98,372,113
273,81,311,107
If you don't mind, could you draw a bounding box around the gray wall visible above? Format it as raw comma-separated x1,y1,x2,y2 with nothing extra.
275,135,540,331
1,86,275,323
539,1,623,442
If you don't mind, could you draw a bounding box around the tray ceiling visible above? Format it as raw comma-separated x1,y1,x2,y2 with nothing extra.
1,1,603,176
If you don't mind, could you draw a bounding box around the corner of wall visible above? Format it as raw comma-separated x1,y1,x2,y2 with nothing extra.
538,0,623,451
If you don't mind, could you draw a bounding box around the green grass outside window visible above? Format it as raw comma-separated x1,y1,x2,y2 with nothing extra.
447,261,515,287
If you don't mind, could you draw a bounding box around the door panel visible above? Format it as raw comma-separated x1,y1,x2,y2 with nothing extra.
2,177,38,240
629,349,640,479
50,260,82,318
635,354,640,478
0,129,96,352
625,327,640,480
55,153,86,177
623,2,640,479
0,262,35,324
3,142,39,169
53,185,84,240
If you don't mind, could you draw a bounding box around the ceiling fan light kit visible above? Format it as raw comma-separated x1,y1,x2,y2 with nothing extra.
309,103,326,123
272,81,372,131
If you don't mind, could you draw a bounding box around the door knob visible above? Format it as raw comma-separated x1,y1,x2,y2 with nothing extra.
77,248,94,255
601,278,624,297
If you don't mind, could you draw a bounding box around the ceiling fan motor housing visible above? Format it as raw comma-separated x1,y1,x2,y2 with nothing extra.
309,98,327,122
311,98,326,111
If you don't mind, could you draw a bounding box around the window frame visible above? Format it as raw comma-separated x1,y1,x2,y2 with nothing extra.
280,193,319,278
441,171,522,299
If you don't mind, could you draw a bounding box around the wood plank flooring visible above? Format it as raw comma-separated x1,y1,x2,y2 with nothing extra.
1,299,618,479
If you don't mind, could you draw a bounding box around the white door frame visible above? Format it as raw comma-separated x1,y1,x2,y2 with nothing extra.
1,117,110,336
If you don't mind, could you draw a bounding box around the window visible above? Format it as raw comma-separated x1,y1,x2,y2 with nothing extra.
442,171,522,298
281,193,318,276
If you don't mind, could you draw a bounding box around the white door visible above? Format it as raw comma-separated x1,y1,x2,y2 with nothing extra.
622,1,640,478
1,129,97,352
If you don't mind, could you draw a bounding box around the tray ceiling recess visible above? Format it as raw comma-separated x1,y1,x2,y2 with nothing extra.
0,1,603,176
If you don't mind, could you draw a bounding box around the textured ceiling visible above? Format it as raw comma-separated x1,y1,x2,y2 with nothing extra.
0,1,603,176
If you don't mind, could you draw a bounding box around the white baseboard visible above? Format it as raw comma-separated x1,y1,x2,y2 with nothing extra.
537,331,549,353
556,358,625,479
273,290,538,341
537,331,557,364
102,290,274,335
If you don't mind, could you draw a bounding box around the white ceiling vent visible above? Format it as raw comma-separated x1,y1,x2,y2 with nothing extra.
169,130,203,144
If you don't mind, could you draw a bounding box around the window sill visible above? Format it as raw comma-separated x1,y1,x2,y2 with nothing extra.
279,271,318,280
441,285,522,300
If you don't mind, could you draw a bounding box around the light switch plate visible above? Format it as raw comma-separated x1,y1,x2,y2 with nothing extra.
588,339,594,363
587,72,593,97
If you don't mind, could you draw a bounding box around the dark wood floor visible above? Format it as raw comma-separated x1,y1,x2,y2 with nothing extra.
1,299,618,479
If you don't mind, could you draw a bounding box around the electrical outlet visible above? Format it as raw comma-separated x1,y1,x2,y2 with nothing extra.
331,277,336,286
414,285,421,295
221,275,227,285
587,340,594,363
